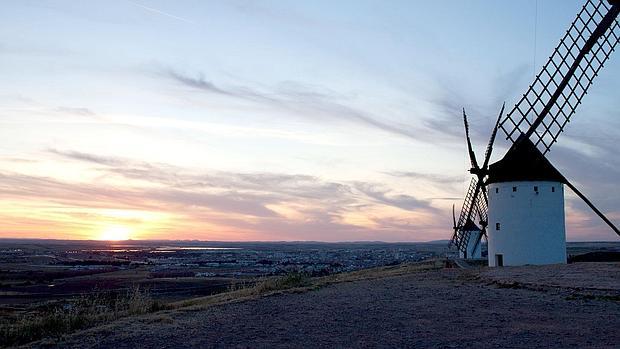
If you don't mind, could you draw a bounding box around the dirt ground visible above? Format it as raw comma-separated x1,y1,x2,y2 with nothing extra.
29,263,620,348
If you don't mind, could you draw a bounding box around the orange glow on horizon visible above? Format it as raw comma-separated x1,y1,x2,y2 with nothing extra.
98,225,132,241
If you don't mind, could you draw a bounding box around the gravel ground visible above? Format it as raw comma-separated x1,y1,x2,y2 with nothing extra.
31,263,620,349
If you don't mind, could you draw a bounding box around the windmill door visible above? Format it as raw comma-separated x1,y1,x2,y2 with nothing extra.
495,254,504,267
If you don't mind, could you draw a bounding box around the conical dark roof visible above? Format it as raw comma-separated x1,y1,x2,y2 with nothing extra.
487,135,566,184
462,218,481,232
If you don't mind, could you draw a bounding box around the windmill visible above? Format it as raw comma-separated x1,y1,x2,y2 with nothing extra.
449,106,503,259
451,0,620,266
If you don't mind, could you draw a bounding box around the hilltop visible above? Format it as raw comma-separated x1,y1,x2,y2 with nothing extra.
25,261,620,348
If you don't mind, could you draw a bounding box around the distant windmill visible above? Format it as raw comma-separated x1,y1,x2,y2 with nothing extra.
450,0,620,266
450,106,503,260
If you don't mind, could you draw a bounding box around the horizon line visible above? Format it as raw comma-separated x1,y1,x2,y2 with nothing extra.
0,238,617,244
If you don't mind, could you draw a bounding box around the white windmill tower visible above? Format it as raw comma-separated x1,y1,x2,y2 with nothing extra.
451,0,620,266
459,218,483,259
486,136,568,266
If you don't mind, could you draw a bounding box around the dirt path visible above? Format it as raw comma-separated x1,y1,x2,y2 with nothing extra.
31,264,620,348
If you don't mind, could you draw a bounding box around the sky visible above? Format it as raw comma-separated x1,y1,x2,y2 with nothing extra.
1,0,619,242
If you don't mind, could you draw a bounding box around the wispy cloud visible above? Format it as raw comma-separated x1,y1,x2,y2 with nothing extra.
49,149,127,167
166,70,233,96
386,171,463,185
354,182,437,213
163,68,438,142
128,1,195,24
421,64,531,148
54,106,96,117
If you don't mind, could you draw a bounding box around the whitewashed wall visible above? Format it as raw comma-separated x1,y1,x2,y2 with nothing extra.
487,181,566,266
459,230,483,259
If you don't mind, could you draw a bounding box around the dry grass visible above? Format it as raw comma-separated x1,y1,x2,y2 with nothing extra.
173,259,446,311
314,258,445,286
170,271,312,310
0,286,165,348
7,259,446,347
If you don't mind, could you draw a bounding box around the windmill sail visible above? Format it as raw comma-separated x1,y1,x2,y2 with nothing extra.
450,107,503,257
500,0,620,154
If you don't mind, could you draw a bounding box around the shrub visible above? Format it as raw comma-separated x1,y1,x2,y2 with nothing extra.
252,271,310,294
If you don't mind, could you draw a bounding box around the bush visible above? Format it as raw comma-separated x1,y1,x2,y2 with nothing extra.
252,272,310,294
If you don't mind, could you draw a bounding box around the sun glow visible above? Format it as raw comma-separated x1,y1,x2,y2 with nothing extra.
98,225,132,241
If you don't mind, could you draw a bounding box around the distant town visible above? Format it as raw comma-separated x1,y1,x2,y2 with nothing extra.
3,239,618,305
0,240,448,305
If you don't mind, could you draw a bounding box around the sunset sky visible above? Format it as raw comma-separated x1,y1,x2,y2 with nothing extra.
1,0,619,242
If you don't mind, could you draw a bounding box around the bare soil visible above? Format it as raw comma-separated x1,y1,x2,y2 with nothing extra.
28,263,620,348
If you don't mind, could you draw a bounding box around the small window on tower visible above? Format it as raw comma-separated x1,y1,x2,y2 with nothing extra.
496,223,501,231
552,186,555,193
512,186,517,192
495,188,499,194
534,186,539,192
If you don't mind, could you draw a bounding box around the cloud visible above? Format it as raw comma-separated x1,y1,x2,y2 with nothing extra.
166,70,233,96
536,120,620,239
491,63,531,108
51,148,355,202
386,171,463,185
2,150,445,240
383,171,466,203
3,157,37,164
550,142,620,222
0,172,140,209
147,190,278,217
54,106,96,117
163,68,432,142
354,182,437,212
0,170,277,218
420,63,531,149
49,149,128,167
128,1,195,24
424,95,470,140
